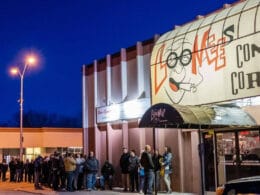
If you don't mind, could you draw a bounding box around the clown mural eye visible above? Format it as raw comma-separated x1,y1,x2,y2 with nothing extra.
164,47,203,104
166,49,192,69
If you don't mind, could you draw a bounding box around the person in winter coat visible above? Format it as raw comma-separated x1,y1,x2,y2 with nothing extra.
64,153,76,192
51,152,61,191
153,149,162,192
100,160,115,190
34,155,43,190
140,145,154,195
24,159,30,182
162,146,173,194
9,157,16,182
1,159,8,181
74,153,85,190
84,151,99,191
120,147,130,191
28,160,34,183
128,150,139,192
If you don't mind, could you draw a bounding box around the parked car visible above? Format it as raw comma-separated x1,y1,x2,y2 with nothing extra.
216,176,260,195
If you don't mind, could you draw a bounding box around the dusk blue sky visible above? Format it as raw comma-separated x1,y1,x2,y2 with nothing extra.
0,0,237,125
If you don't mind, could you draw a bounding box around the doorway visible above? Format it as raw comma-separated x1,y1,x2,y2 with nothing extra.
203,129,260,191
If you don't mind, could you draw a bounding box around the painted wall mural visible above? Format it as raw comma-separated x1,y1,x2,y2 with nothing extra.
151,0,260,105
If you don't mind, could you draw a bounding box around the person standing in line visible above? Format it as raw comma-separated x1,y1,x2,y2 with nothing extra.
28,159,34,183
153,149,162,192
24,159,30,182
128,150,139,192
84,151,99,191
9,157,16,182
100,160,115,190
138,165,145,193
51,152,61,191
59,154,66,191
0,161,2,180
162,146,173,194
74,153,85,190
15,159,23,182
1,159,8,181
34,155,43,190
140,145,155,195
120,147,130,192
64,152,76,192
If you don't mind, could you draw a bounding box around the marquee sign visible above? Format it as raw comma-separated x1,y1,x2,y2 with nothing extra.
151,0,260,105
96,98,150,123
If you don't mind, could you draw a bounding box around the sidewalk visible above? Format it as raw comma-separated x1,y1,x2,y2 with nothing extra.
0,181,196,195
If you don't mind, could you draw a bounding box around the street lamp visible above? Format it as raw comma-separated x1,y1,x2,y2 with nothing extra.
10,56,37,160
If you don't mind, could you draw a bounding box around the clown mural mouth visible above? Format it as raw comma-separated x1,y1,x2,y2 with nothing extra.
164,40,203,104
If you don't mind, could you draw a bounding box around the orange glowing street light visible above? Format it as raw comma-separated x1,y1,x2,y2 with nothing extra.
10,67,19,75
27,56,37,65
10,55,38,160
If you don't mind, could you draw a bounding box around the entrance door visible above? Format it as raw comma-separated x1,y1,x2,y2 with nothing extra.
216,130,260,186
203,132,216,191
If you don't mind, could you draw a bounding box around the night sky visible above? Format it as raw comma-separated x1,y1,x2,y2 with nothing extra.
0,0,237,125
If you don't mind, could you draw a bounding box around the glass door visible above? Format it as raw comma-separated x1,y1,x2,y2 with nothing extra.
203,132,216,191
216,132,236,185
216,130,260,186
237,130,260,178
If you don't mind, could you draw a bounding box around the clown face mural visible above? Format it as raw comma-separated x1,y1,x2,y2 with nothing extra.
151,0,260,106
164,38,203,104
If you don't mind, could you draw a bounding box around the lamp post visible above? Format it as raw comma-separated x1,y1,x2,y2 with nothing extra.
10,56,36,160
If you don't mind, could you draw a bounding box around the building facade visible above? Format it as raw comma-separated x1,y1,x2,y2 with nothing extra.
82,0,260,194
0,127,82,162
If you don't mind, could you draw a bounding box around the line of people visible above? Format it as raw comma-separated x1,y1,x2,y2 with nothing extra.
1,151,115,192
120,145,173,194
1,145,172,194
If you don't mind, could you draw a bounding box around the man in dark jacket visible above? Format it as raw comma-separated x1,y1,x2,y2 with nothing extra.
34,155,43,189
9,157,16,182
100,160,115,190
51,152,61,191
84,151,99,190
120,147,130,191
140,145,154,195
28,160,34,183
153,149,162,192
1,159,8,181
128,150,139,192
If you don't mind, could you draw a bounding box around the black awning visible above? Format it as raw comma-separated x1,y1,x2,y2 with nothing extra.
139,103,256,129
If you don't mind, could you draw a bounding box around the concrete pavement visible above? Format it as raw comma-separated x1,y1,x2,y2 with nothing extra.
0,181,196,195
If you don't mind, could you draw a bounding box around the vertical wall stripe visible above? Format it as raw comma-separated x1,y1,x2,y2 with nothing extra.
121,48,127,101
137,42,145,98
82,65,88,155
106,55,112,105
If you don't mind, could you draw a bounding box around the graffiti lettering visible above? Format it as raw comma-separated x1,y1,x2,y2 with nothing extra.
223,24,234,43
231,71,260,95
154,44,167,95
236,43,260,68
151,108,166,122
